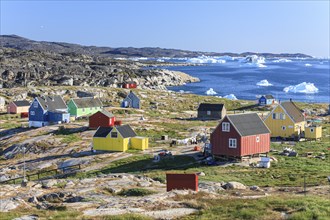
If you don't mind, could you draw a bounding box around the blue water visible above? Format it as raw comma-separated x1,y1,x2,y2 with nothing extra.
163,58,329,103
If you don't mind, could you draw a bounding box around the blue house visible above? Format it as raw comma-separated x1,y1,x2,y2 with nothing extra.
259,95,275,106
29,96,70,127
121,91,140,109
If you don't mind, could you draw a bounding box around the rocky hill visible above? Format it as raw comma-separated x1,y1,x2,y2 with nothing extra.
0,35,312,58
0,47,199,89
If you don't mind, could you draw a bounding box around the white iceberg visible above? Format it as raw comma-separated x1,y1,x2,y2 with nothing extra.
257,79,273,87
187,55,226,64
305,63,312,67
239,55,267,68
205,88,217,95
224,94,238,100
273,58,292,63
283,82,319,94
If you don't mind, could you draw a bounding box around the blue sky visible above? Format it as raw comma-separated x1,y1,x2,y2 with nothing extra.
1,1,329,57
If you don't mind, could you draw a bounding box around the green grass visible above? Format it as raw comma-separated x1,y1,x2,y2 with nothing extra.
181,195,330,220
117,188,156,197
58,134,82,143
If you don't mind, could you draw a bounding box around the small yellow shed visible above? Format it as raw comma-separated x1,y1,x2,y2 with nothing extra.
92,125,148,152
131,136,149,150
305,125,322,140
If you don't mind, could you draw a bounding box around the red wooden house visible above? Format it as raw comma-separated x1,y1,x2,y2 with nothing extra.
89,110,115,129
122,81,137,89
211,113,270,158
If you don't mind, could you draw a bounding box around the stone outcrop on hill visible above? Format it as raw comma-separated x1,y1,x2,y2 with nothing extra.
0,47,199,89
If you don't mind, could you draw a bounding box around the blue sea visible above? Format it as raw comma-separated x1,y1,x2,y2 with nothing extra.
156,56,329,103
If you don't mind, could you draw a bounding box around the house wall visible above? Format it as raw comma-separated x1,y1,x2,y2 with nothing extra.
259,97,266,106
29,99,47,124
211,117,242,157
7,102,17,114
198,107,226,119
16,106,29,114
240,134,270,156
93,129,129,152
131,137,148,150
89,112,115,129
264,106,298,138
76,107,102,118
49,112,70,123
68,100,77,116
266,99,275,105
305,126,322,139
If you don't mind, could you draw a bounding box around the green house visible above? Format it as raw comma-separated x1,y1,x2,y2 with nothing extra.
68,97,103,118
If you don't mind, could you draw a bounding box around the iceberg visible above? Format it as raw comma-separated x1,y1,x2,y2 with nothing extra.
283,82,319,94
239,55,267,68
257,79,273,87
305,63,312,67
273,58,292,63
205,88,217,95
187,55,226,64
224,94,238,100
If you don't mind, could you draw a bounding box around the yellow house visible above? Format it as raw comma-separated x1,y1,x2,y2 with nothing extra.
264,101,306,139
93,124,148,152
305,125,322,140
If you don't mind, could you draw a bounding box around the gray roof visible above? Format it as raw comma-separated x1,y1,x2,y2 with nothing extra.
127,91,140,101
116,124,137,138
98,110,114,118
281,101,305,123
12,100,30,107
93,125,136,138
227,113,270,136
36,96,67,111
264,95,274,99
72,97,102,108
198,103,224,111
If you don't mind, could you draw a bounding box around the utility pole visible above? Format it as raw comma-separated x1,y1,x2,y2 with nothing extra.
304,175,306,196
21,146,27,187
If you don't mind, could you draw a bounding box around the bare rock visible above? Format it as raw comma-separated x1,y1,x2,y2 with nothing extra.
223,182,246,190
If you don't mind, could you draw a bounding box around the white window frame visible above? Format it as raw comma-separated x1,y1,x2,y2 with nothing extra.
282,126,286,130
82,108,85,112
229,138,237,148
222,122,230,132
310,128,314,133
280,113,286,120
33,101,38,108
30,111,35,116
256,136,260,142
207,110,211,116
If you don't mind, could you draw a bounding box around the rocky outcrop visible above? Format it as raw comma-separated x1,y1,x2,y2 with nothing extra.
0,47,199,90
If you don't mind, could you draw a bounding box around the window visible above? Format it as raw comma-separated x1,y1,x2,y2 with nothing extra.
30,111,35,116
222,122,230,132
310,128,314,133
207,111,211,116
33,101,38,108
282,126,286,130
229,138,237,148
280,113,286,120
82,108,85,112
256,136,260,142
90,108,92,110
111,132,118,138
272,113,276,119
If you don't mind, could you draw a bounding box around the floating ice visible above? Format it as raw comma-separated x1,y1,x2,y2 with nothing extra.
239,55,267,68
305,63,312,67
187,55,226,64
273,59,292,63
283,82,319,94
224,94,238,100
156,59,165,62
257,79,273,87
205,88,217,95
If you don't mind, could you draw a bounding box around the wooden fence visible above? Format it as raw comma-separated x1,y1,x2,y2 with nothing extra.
0,164,81,185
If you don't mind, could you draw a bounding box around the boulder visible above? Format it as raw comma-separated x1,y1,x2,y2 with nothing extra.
41,179,58,188
223,182,246,190
0,198,19,212
13,215,39,220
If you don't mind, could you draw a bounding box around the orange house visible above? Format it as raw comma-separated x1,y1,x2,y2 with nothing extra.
7,100,30,114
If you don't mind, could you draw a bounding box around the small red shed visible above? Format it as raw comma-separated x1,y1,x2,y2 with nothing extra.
89,110,115,129
122,81,137,89
211,113,270,158
166,173,198,192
